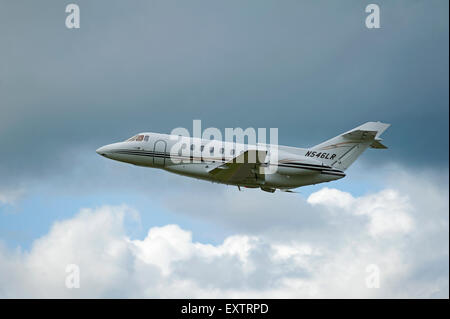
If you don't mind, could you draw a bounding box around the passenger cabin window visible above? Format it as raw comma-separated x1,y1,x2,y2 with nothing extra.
200,145,205,152
220,147,224,154
230,149,235,155
190,144,195,151
210,147,214,154
144,135,149,142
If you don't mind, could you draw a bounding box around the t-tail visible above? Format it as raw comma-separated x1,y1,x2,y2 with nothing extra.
307,121,390,171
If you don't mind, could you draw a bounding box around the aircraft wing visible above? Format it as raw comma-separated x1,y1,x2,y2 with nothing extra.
208,149,267,184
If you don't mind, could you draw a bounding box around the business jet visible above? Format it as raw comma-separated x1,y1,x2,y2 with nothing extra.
96,122,390,193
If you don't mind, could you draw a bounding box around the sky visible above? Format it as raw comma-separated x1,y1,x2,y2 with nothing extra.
0,1,448,298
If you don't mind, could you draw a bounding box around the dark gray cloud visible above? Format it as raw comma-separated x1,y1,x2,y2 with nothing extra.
0,1,448,186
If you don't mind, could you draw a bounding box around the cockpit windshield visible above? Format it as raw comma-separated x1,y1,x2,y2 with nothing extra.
125,134,149,142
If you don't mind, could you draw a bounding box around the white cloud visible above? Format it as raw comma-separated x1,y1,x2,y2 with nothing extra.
0,169,448,298
307,187,414,237
307,187,354,209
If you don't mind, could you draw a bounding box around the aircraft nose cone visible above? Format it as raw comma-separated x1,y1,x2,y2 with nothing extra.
96,146,108,156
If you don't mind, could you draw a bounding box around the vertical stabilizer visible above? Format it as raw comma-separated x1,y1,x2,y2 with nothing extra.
308,122,390,171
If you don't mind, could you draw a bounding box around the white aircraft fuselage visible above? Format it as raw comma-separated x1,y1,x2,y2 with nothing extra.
96,122,390,192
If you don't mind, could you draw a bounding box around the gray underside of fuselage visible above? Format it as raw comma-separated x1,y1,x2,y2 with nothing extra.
163,163,344,189
104,151,345,190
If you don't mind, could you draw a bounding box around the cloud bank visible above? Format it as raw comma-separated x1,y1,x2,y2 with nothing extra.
0,169,447,298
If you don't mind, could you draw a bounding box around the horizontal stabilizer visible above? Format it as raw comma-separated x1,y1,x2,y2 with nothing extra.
370,139,388,149
342,130,377,141
348,122,390,139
